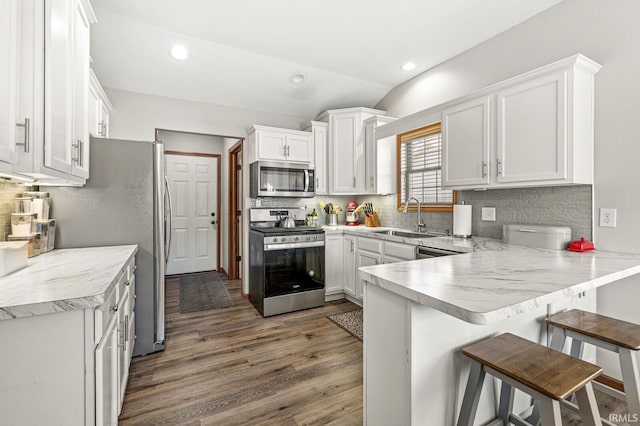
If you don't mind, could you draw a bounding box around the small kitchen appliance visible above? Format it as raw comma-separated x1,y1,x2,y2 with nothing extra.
249,208,325,317
503,224,572,249
345,200,359,226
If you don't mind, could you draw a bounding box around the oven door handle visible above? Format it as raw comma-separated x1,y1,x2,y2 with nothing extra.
265,241,325,251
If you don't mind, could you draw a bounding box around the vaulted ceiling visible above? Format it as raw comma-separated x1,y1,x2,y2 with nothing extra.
89,0,563,119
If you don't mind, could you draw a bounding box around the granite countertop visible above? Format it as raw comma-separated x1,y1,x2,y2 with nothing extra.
0,245,138,320
359,245,640,325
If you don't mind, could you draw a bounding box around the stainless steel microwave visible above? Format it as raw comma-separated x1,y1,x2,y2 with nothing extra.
250,161,315,198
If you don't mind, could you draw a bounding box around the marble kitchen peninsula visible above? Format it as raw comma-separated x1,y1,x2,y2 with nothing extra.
359,246,640,425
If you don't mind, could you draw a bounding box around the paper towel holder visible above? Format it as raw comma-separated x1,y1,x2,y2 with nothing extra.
453,202,473,238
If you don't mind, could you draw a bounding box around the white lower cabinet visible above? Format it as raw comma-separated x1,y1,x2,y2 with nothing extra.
324,233,345,298
0,255,135,425
343,235,357,298
356,250,382,300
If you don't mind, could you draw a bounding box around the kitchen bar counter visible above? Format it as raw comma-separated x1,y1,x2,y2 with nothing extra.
359,243,640,425
0,245,138,320
359,246,640,324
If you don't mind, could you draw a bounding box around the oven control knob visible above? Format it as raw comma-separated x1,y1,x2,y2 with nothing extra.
281,237,287,242
273,238,279,243
306,236,311,241
294,236,299,241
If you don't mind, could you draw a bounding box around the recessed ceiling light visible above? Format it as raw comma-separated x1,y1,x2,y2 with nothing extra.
170,45,189,60
289,72,306,86
401,62,416,71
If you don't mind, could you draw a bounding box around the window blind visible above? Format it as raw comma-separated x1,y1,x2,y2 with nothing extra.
399,124,453,206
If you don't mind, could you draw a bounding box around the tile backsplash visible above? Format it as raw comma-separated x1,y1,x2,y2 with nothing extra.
0,182,35,241
250,185,592,241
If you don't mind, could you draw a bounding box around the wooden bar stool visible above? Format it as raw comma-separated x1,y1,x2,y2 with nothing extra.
547,309,640,416
457,333,603,426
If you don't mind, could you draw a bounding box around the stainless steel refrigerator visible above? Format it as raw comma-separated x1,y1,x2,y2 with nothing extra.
48,137,169,356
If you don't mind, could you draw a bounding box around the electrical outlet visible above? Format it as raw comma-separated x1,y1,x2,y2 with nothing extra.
481,207,496,222
599,208,617,227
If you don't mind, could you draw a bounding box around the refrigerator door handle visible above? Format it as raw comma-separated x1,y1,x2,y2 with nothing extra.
164,176,173,263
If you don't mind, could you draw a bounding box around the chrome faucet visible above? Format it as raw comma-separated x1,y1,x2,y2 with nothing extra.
403,197,426,232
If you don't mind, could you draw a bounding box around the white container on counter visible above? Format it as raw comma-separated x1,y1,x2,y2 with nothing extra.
0,241,28,276
13,197,32,213
23,191,50,220
8,233,42,257
11,213,38,236
503,224,572,250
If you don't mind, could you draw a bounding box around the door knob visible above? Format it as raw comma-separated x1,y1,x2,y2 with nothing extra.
211,212,216,217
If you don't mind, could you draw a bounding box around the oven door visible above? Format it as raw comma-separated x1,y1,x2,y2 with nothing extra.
263,243,325,297
250,161,315,198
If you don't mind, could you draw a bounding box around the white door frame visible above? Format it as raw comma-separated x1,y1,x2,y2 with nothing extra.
165,150,221,275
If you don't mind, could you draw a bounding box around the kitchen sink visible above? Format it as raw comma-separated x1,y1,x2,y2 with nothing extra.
372,230,439,239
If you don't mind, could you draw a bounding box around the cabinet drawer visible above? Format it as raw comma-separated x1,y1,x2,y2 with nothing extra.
385,242,416,260
95,284,118,344
358,237,383,254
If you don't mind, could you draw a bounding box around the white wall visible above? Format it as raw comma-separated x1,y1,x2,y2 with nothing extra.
105,88,305,142
376,0,640,378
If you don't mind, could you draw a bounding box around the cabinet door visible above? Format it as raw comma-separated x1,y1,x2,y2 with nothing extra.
95,314,119,426
312,123,328,194
442,96,491,187
99,101,110,138
496,72,567,184
118,286,130,411
284,134,310,163
330,113,359,193
356,250,382,301
256,130,286,161
363,119,377,193
0,0,20,165
71,0,90,178
343,235,356,297
325,234,344,294
44,0,75,175
88,82,101,137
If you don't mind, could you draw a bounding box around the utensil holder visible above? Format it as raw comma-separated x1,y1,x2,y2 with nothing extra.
327,213,338,226
365,212,380,227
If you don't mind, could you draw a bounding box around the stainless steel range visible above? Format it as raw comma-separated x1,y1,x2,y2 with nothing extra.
249,208,325,317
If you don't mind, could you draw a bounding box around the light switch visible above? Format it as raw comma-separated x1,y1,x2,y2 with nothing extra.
481,207,496,222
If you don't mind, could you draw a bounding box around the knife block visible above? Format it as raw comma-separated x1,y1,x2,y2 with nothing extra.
365,212,380,227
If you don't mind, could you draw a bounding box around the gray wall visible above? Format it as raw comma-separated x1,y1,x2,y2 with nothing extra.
375,0,640,378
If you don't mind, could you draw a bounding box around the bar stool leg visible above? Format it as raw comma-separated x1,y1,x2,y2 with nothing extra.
575,382,603,426
538,398,562,425
619,348,640,416
457,360,486,426
570,337,584,359
497,382,514,423
549,326,567,352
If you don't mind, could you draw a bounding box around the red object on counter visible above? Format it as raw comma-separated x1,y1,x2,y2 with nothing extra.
568,237,595,252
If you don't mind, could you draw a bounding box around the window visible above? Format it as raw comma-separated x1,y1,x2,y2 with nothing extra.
396,123,455,212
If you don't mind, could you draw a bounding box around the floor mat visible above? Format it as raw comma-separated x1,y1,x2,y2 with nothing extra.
179,272,233,313
328,309,363,340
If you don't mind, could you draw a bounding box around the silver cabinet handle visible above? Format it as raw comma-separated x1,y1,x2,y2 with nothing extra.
497,159,503,177
124,315,129,349
125,279,131,286
316,177,319,188
481,161,488,178
15,118,30,153
118,320,125,349
111,304,118,312
286,145,290,157
79,140,84,167
353,177,356,187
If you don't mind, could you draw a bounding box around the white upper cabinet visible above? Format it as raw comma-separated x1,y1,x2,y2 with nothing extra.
89,69,113,138
44,0,94,179
1,0,96,185
318,107,385,194
301,121,328,195
441,54,601,190
364,115,396,194
0,0,20,166
248,125,312,164
442,96,491,187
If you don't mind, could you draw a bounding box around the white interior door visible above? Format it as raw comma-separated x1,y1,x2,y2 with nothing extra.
166,154,218,275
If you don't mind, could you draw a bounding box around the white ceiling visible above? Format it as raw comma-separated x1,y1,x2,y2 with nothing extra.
90,0,563,119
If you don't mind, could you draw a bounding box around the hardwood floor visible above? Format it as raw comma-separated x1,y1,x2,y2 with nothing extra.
119,275,363,425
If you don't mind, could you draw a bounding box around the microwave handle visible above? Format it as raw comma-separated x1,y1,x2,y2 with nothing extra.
304,169,310,192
